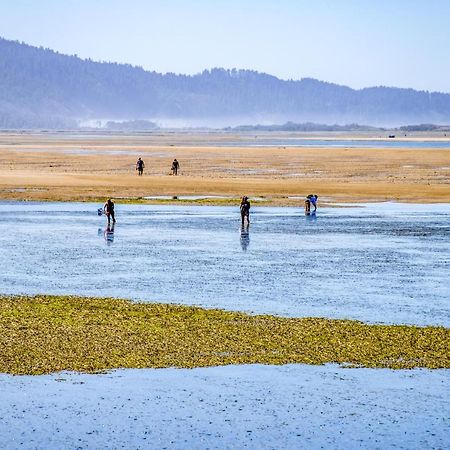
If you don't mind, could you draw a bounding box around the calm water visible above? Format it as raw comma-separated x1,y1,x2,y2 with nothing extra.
207,138,450,149
2,365,449,449
0,202,449,326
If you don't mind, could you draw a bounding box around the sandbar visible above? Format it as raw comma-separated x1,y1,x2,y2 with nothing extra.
0,131,449,204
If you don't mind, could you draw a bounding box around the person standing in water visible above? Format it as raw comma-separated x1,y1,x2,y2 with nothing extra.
171,158,180,175
240,196,251,225
305,194,318,214
103,198,116,225
136,157,145,176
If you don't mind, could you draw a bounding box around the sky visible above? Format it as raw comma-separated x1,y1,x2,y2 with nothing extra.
0,0,449,93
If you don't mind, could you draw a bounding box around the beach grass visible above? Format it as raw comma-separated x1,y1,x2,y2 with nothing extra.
1,295,449,375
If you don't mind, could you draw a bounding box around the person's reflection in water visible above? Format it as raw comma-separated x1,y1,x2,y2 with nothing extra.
305,211,317,222
104,223,115,245
240,224,250,251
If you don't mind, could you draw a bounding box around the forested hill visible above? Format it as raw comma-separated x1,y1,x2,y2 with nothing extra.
1,37,450,129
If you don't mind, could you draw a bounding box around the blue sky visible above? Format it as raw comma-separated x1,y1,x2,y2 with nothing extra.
1,0,449,92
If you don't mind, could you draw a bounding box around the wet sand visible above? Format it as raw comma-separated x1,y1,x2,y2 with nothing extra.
0,131,449,203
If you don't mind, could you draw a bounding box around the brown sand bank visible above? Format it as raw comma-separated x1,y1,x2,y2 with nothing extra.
0,132,449,203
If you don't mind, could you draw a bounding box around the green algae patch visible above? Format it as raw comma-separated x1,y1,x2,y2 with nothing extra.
1,295,449,375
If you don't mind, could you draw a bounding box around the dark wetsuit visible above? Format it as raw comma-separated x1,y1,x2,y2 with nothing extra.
136,159,144,176
171,159,179,175
104,200,116,224
240,200,251,224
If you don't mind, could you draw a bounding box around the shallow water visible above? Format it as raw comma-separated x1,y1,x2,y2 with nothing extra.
206,138,450,149
8,139,450,154
1,364,448,449
0,201,449,326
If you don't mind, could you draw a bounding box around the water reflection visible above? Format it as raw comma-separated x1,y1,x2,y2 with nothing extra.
240,224,250,251
103,223,115,245
305,211,317,222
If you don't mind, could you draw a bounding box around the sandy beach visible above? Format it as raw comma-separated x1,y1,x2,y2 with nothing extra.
0,131,449,203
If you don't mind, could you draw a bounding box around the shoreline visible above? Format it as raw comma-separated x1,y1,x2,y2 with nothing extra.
0,172,449,205
0,196,448,207
2,129,450,139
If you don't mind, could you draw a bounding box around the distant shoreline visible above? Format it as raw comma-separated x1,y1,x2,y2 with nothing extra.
1,129,450,140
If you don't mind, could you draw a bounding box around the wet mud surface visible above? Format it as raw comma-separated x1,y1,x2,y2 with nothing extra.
0,201,449,326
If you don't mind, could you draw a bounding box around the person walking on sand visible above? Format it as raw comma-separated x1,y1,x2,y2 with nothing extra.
136,157,145,176
305,194,318,214
240,196,251,225
103,198,116,224
171,158,180,176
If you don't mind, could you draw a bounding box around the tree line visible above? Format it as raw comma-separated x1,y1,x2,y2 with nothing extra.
1,37,450,129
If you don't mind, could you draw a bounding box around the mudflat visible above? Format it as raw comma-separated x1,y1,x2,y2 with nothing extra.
2,295,449,374
0,131,449,203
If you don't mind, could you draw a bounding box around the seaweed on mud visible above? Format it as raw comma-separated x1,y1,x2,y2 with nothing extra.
1,295,449,375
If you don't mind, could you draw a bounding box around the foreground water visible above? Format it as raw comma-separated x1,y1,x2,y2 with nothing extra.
0,201,449,326
1,365,448,449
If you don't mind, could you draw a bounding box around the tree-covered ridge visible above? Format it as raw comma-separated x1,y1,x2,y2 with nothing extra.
1,37,450,129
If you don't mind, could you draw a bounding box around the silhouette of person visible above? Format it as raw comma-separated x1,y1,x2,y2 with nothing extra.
136,157,145,176
240,196,251,225
240,224,250,251
103,198,116,224
171,158,180,175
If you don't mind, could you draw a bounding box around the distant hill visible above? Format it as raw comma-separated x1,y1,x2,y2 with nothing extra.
1,37,450,129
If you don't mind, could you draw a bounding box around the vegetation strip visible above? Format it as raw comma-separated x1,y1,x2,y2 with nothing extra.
1,295,449,375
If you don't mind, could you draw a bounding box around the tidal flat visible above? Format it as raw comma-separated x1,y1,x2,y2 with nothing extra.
0,199,449,448
1,295,449,375
1,202,449,326
1,131,449,203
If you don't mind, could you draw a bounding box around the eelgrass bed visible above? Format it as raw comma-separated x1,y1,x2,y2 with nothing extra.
1,295,449,375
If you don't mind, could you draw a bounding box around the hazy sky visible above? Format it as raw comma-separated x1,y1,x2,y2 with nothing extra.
1,0,449,92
